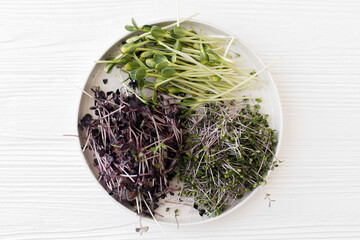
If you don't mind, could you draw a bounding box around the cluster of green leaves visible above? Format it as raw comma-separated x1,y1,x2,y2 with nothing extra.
176,100,279,216
99,18,259,108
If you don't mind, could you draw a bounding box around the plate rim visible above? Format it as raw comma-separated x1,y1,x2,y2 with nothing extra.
76,17,283,226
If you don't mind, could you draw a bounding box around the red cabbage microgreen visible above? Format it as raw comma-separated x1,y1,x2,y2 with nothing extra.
79,86,182,235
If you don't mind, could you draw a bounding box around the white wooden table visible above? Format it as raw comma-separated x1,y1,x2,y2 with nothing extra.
1,0,360,239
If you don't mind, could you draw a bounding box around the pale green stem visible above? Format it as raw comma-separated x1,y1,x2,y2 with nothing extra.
175,79,220,94
123,84,148,104
157,40,237,87
133,53,148,69
210,58,280,99
198,96,253,103
154,76,177,87
170,82,207,97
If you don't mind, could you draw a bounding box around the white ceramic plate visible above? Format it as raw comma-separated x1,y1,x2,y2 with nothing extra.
77,19,283,225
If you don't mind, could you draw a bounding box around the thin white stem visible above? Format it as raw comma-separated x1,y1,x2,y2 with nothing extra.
97,106,123,119
176,0,180,27
123,84,147,104
204,35,238,39
158,41,236,87
141,195,168,238
211,57,282,99
163,12,200,30
224,35,235,57
199,96,253,103
136,196,140,214
219,54,235,63
119,166,135,183
82,133,91,152
154,76,177,87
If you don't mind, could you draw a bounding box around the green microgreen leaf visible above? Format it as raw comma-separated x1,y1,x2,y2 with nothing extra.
121,43,138,54
200,51,209,64
154,54,169,63
125,25,137,32
130,68,146,81
126,35,142,43
125,62,140,71
150,146,158,154
131,18,139,29
141,25,152,32
168,86,182,94
145,58,157,68
159,142,167,149
140,51,154,59
170,29,181,39
161,66,176,78
211,75,221,82
206,48,220,60
119,55,132,64
171,54,177,63
121,41,150,54
105,63,116,74
151,26,167,39
174,40,182,51
173,27,186,37
155,62,168,71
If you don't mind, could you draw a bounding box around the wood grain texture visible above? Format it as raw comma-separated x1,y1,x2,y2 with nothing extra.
1,0,360,239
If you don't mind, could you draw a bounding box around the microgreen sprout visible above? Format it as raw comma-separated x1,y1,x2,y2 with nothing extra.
176,101,279,216
265,193,275,207
174,208,179,229
79,87,182,232
96,17,276,108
